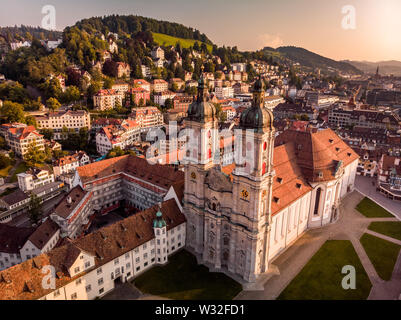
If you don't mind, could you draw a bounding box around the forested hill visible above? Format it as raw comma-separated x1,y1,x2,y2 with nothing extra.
275,46,362,74
70,15,212,44
0,26,62,42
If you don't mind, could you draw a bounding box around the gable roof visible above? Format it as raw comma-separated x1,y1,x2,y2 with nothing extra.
0,225,35,254
275,128,359,182
77,155,184,191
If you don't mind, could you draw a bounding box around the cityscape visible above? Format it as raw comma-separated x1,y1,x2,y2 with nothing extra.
0,0,400,307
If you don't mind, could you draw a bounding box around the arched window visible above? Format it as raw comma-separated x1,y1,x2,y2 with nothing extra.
314,188,322,216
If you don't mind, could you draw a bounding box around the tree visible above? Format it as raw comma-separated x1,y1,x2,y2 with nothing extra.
25,115,38,128
164,98,173,110
0,101,25,123
46,97,61,112
25,141,46,167
0,154,11,169
40,128,54,141
62,86,81,103
28,193,43,226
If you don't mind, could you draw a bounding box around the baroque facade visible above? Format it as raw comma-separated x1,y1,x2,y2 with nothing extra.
183,76,359,283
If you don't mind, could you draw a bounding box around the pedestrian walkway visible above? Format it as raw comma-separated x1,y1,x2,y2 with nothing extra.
236,191,401,300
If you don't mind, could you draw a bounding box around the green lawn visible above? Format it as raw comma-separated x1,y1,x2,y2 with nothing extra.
278,240,372,300
10,162,29,182
0,165,13,178
368,222,401,241
152,32,212,52
360,233,401,281
356,197,394,218
133,250,242,300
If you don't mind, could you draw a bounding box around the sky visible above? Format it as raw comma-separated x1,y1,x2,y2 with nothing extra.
1,0,401,62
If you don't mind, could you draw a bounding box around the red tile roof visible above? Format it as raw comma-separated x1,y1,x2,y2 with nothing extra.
0,199,185,300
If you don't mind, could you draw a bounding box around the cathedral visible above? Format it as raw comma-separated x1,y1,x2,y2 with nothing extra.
183,75,359,283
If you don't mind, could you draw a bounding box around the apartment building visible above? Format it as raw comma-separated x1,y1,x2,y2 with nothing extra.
151,79,169,93
215,86,234,99
53,151,90,178
154,91,176,106
128,106,164,132
93,89,124,111
132,79,151,92
95,120,140,156
328,108,401,130
127,87,150,106
36,110,91,140
2,124,45,158
17,168,55,192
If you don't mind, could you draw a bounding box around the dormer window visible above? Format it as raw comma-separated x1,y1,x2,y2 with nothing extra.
335,147,340,152
74,267,80,273
277,177,283,184
273,197,280,203
318,172,323,178
296,183,302,189
329,139,334,144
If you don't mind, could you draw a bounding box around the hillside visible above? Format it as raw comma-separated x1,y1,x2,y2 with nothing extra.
152,32,212,52
274,46,362,75
344,60,401,76
0,26,62,42
72,15,212,44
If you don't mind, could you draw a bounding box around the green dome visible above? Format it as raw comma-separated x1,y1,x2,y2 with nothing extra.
153,209,166,228
239,76,274,133
187,72,216,123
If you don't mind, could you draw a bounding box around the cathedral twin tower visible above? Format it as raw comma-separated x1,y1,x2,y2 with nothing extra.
183,74,276,282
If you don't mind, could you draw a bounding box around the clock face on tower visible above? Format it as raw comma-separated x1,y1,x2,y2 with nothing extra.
241,189,249,200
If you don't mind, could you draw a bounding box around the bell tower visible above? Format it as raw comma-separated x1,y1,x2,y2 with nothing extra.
183,71,218,255
230,77,276,281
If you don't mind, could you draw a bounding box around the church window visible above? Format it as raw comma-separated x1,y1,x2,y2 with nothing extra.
240,189,249,201
223,236,230,246
223,250,229,261
262,162,267,175
263,142,267,151
314,188,322,216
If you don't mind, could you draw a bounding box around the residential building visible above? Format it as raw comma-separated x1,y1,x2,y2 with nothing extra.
53,151,90,178
172,95,194,114
151,47,165,60
127,87,150,106
17,168,55,192
215,86,234,99
132,79,151,92
377,154,401,201
154,91,176,106
93,89,124,111
36,110,91,140
95,120,140,155
128,107,164,132
2,124,45,159
152,79,169,93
